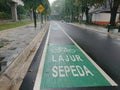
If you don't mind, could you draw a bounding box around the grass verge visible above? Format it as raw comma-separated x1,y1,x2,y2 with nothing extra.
0,21,33,31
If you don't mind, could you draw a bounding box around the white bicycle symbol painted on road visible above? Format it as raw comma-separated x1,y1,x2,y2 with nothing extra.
50,47,76,53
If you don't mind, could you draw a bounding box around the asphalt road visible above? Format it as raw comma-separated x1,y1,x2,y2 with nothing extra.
57,21,120,86
20,21,120,90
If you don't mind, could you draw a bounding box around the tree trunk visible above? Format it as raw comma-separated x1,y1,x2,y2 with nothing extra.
81,8,84,21
33,9,37,28
85,7,89,23
41,14,43,24
110,1,119,26
44,15,47,22
70,0,73,22
77,6,79,22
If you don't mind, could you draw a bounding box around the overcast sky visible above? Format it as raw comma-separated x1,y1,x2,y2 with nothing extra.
49,0,56,5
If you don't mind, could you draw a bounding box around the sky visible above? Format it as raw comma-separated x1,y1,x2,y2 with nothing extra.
49,0,56,5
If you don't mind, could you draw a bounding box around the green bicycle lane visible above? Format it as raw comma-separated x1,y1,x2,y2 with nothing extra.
34,22,118,90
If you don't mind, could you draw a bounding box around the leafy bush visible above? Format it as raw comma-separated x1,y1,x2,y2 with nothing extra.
0,12,11,19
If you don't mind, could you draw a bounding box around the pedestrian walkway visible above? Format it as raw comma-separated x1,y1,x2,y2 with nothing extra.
70,23,120,37
0,22,49,90
0,23,42,73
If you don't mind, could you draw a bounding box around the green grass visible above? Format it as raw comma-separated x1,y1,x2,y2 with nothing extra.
0,45,4,48
0,21,33,31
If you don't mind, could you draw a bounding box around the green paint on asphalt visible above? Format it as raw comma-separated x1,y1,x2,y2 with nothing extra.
40,45,111,88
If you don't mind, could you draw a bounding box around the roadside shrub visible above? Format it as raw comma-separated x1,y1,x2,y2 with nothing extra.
0,12,11,19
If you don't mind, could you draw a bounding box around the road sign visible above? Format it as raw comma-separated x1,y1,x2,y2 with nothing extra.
37,5,45,13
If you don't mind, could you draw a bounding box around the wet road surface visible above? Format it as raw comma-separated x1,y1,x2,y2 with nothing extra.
35,21,119,90
58,21,120,86
20,21,120,90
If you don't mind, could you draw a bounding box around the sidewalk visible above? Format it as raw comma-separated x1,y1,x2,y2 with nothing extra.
70,23,120,37
0,22,49,90
0,23,43,73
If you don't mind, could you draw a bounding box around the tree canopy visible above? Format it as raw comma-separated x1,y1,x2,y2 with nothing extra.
0,0,51,20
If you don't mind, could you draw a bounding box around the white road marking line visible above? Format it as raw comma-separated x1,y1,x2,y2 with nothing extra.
33,24,51,90
55,22,118,86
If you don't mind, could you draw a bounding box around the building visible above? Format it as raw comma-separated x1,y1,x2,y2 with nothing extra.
89,2,120,25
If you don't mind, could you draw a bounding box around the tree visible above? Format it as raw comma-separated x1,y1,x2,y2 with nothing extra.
64,0,74,22
41,0,51,22
17,6,27,20
0,1,11,19
23,0,50,26
74,0,120,26
0,0,25,21
108,0,120,26
0,0,12,19
51,0,65,20
51,0,120,26
74,0,107,23
23,0,38,27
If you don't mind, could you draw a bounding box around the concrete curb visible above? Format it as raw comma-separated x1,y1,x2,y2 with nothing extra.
69,23,120,38
0,22,50,90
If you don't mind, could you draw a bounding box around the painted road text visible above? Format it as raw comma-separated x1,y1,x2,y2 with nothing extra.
52,65,94,77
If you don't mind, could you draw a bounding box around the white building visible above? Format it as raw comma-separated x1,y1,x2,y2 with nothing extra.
89,2,120,25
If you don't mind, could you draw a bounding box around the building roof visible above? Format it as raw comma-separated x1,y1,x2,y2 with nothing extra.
89,2,120,14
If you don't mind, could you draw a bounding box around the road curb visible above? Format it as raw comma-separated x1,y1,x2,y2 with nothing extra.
0,22,50,90
69,23,120,38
